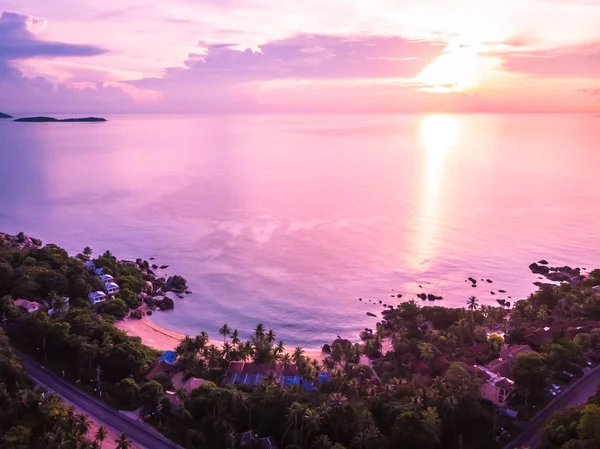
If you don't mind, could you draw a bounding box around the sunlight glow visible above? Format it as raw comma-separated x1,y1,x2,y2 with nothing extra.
415,48,497,93
406,115,463,270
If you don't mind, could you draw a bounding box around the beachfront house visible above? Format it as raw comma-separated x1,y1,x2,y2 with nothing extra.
14,299,42,313
89,291,107,304
83,261,95,271
104,281,120,296
100,274,114,283
224,362,330,390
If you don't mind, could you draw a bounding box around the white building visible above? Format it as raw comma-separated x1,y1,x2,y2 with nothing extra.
83,261,95,271
104,282,120,296
100,274,114,282
89,291,107,304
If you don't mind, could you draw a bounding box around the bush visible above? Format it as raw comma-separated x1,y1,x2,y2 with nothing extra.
99,298,129,319
112,378,141,410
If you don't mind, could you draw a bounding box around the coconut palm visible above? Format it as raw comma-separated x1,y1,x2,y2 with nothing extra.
311,434,333,449
265,329,276,344
466,296,479,325
115,433,131,449
254,323,265,339
292,346,305,365
303,407,322,446
219,323,231,344
275,340,285,356
418,342,436,366
222,342,232,360
94,426,108,448
82,246,93,260
283,402,305,445
231,329,240,347
75,413,91,438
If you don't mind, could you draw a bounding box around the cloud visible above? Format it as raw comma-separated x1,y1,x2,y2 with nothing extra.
0,11,133,113
493,42,600,78
130,34,444,90
0,11,105,62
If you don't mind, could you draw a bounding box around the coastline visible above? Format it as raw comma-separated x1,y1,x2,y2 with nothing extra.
115,314,326,361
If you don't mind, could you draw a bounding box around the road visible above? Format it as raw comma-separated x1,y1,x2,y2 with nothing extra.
20,354,183,449
505,365,600,449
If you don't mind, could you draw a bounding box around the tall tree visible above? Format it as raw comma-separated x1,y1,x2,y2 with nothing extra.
218,323,231,344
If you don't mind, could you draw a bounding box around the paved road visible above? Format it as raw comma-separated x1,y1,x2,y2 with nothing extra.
20,354,183,449
505,365,600,449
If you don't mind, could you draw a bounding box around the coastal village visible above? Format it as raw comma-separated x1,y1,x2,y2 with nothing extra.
1,230,600,449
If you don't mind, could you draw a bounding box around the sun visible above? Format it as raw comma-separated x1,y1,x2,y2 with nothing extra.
415,48,494,93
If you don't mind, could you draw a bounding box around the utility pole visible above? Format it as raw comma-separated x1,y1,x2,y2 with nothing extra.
96,365,102,397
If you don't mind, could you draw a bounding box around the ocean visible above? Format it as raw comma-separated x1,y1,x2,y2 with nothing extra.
1,113,599,348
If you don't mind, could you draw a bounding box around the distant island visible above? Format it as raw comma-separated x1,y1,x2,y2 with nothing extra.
0,112,13,119
14,116,107,122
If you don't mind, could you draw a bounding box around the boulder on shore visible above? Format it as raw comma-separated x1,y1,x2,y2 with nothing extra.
366,312,377,318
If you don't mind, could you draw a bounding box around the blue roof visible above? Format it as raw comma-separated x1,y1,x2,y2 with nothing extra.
158,350,177,364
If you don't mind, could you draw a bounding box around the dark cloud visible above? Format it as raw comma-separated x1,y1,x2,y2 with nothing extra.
129,34,445,90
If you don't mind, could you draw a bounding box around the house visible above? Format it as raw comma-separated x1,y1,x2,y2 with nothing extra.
146,360,175,380
83,261,95,271
104,282,120,296
171,371,207,393
524,327,554,350
88,291,107,304
94,268,104,276
476,344,533,407
100,274,114,283
14,299,42,313
476,365,516,407
486,344,533,378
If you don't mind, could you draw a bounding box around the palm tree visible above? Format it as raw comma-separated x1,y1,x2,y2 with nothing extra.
418,342,436,366
303,407,322,446
275,340,285,356
231,329,240,347
222,342,233,360
466,296,479,325
82,246,93,261
283,402,305,445
75,413,91,438
94,426,108,448
537,305,549,323
266,329,276,344
292,346,305,366
115,433,131,449
219,323,231,344
254,323,265,339
311,434,333,449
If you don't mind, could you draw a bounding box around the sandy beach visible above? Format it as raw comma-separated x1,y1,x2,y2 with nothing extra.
115,315,326,361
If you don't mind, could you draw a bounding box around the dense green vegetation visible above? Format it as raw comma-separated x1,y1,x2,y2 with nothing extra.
2,233,600,449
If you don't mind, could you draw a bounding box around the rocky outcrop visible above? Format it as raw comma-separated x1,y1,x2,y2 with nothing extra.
529,263,550,275
163,275,187,293
0,232,42,250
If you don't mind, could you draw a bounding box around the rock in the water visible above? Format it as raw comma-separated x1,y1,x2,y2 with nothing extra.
498,289,506,293
538,259,548,265
529,262,550,275
147,310,153,316
184,290,192,294
367,312,377,318
397,294,402,298
163,275,187,292
545,272,570,282
417,293,427,300
486,279,493,283
379,300,382,304
358,298,363,301
160,265,169,269
491,291,495,295
471,284,477,288
152,264,158,269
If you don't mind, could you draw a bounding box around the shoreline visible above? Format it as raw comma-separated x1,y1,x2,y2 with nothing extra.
114,314,327,361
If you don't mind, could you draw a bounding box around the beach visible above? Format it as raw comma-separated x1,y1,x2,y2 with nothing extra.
115,315,326,361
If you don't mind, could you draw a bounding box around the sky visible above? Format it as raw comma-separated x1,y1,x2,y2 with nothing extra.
1,0,599,113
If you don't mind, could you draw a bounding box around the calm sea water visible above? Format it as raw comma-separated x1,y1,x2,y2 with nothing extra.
1,113,599,347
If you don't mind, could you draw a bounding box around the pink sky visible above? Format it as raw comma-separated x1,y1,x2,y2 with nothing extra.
1,0,599,113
